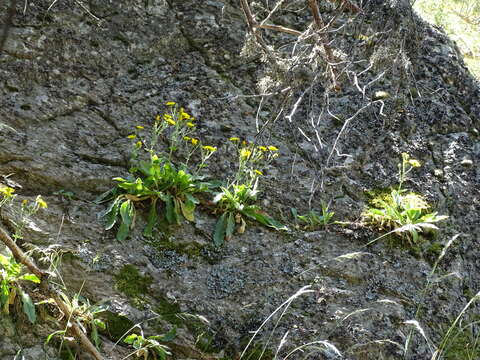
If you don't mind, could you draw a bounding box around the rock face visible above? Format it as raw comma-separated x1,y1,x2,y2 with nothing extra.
0,0,479,359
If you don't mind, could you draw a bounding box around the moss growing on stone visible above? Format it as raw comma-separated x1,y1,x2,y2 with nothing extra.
148,239,204,258
99,311,135,341
115,265,152,306
154,296,223,354
155,296,183,326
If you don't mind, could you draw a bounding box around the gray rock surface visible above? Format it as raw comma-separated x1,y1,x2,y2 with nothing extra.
0,0,478,359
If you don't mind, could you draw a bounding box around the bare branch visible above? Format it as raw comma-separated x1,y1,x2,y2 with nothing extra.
308,0,341,91
53,292,104,360
255,23,303,37
326,0,362,14
240,0,257,33
0,226,46,280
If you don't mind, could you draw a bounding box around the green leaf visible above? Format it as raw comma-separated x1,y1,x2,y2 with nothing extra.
120,200,134,227
242,209,288,231
18,273,41,283
94,318,106,330
172,198,181,225
153,345,170,359
144,199,158,237
0,281,9,306
105,198,120,230
117,200,134,241
213,213,227,246
124,334,138,345
226,212,235,240
91,319,101,349
180,197,196,222
160,327,177,342
116,222,130,242
112,177,127,182
165,195,175,224
94,187,117,204
21,291,36,324
291,207,298,218
45,330,66,344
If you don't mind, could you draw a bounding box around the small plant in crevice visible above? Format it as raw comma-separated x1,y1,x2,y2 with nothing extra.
123,327,176,360
97,103,216,241
436,316,480,360
0,184,48,242
363,153,448,246
212,140,287,245
46,291,108,351
0,250,39,324
403,234,480,360
13,195,48,241
0,186,46,325
291,202,334,230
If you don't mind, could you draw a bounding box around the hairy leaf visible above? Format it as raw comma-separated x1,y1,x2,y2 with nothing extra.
143,199,158,237
21,291,36,324
213,213,227,246
226,212,235,240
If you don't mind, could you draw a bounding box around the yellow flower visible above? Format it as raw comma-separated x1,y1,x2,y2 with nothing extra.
240,148,252,160
155,115,161,121
36,196,48,209
22,199,28,206
186,122,195,128
165,118,176,126
127,134,137,139
242,140,248,146
229,137,240,142
135,125,144,130
203,145,217,152
258,146,267,152
267,146,279,151
135,141,143,149
191,138,199,145
183,136,191,141
409,159,421,168
180,111,191,120
254,169,263,176
166,101,176,106
163,114,173,120
0,186,14,197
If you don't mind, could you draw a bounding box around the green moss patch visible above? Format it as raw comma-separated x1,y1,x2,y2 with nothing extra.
115,265,152,306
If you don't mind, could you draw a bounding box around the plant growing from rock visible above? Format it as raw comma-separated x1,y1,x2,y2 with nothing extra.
291,202,334,230
0,186,45,324
0,187,103,359
363,153,448,246
0,250,39,324
46,291,108,351
124,327,176,360
97,103,215,240
212,141,287,245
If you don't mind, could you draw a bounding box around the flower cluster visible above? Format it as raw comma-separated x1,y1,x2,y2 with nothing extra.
227,137,279,185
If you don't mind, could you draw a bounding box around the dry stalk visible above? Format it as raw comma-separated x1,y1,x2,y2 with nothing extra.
308,0,341,91
255,23,303,37
326,0,362,13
